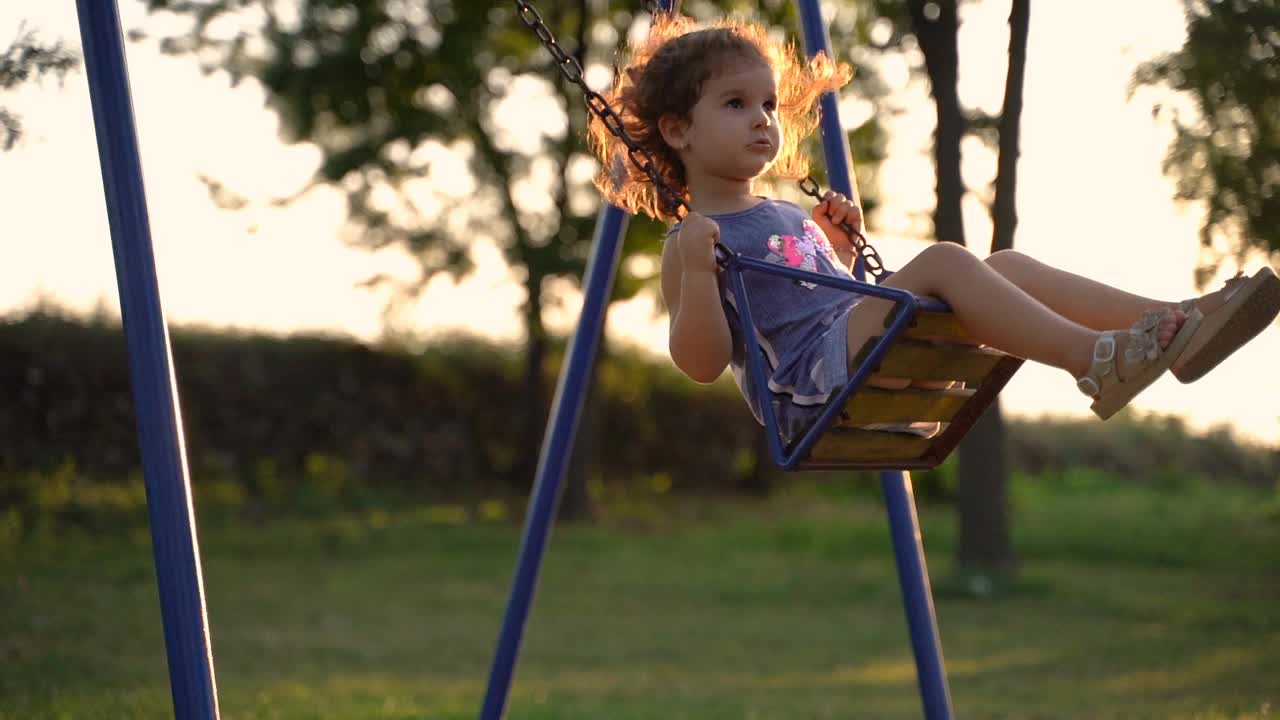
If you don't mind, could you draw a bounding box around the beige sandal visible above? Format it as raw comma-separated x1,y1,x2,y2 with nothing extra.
1078,307,1203,420
1170,266,1280,383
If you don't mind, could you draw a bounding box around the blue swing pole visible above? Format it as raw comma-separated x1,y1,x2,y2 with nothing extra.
793,1,955,718
479,206,629,720
75,2,220,719
482,3,677,716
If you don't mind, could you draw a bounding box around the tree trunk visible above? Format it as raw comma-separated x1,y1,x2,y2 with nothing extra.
561,328,601,523
516,276,550,498
739,422,774,496
955,404,1013,574
907,0,967,246
955,0,1029,578
991,0,1028,257
515,261,597,526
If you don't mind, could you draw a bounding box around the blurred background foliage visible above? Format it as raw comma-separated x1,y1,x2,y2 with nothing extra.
1131,0,1280,285
0,22,80,150
131,0,899,519
2,308,1276,541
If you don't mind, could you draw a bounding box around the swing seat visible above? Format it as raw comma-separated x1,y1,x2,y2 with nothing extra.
726,254,1024,471
794,308,1024,471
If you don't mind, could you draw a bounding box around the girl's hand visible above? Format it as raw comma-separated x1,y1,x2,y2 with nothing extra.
676,212,721,274
812,191,863,267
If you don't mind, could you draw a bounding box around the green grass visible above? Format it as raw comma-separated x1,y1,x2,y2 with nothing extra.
2,476,1278,719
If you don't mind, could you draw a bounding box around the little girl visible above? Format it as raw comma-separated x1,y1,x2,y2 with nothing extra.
588,14,1280,441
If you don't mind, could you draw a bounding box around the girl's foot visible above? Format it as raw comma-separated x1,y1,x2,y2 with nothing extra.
1151,309,1187,350
1147,274,1248,348
1169,267,1280,383
1078,307,1202,420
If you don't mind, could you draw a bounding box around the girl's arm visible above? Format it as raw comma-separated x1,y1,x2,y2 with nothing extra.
661,214,732,383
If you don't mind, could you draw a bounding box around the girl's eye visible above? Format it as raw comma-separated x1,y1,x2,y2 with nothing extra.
726,98,743,108
764,100,777,112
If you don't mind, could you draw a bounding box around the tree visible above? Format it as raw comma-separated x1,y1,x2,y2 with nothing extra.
870,0,1026,580
140,0,653,517
0,24,80,151
954,0,1027,581
1131,0,1280,284
138,1,893,514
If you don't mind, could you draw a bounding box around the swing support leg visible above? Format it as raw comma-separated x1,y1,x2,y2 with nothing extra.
77,3,220,718
793,0,955,716
479,205,629,720
883,471,955,720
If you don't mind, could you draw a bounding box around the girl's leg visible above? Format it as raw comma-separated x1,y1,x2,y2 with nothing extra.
847,243,1180,380
983,249,1170,330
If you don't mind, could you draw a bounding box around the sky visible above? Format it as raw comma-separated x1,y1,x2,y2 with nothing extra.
3,1,1278,448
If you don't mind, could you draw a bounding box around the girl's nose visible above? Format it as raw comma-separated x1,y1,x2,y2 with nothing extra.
753,109,771,128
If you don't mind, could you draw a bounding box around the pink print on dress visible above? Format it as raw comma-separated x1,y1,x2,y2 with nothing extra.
765,220,839,289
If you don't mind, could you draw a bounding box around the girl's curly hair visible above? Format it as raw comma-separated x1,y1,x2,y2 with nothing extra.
587,13,852,222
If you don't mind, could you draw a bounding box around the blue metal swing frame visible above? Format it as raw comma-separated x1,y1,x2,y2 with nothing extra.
77,0,951,717
76,2,220,718
724,252,953,470
480,2,955,719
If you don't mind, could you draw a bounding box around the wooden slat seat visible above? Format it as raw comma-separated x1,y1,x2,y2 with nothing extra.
790,317,1025,471
836,387,975,425
859,339,1008,385
806,428,935,465
899,309,977,344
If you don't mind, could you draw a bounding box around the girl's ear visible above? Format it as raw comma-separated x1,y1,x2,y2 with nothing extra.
658,113,690,151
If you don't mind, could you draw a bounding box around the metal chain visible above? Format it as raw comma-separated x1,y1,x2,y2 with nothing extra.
513,0,887,278
514,0,690,220
796,177,886,279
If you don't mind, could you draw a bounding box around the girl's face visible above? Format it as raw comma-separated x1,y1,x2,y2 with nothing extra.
670,57,781,192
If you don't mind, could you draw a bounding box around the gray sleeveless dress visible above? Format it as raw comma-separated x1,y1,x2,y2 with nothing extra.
675,199,862,441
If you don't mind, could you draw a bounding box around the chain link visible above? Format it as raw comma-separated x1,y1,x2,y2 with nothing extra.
514,0,690,220
513,0,887,278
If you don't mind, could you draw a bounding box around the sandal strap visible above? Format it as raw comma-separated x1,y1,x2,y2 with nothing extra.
1177,271,1248,315
1076,333,1116,397
1127,311,1162,363
1076,375,1101,397
1076,310,1168,398
1075,333,1116,394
